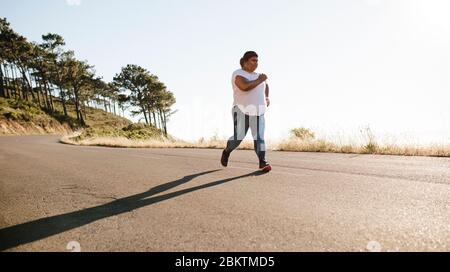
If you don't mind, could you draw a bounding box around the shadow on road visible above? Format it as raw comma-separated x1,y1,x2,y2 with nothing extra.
0,168,267,251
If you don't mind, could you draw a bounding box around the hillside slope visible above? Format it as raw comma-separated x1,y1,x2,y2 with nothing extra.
0,97,132,136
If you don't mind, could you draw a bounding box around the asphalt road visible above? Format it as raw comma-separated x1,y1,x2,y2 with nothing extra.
1,135,450,252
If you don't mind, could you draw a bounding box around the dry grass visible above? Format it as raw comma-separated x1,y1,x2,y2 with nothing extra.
60,133,266,150
276,126,450,157
276,138,450,157
60,126,450,158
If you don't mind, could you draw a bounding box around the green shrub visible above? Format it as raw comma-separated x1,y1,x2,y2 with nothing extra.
75,123,164,141
3,110,20,120
360,126,378,154
290,127,315,140
121,123,163,139
363,142,378,154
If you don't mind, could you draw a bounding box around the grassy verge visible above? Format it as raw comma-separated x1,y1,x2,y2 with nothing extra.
60,125,260,150
277,138,450,157
61,126,450,158
277,127,450,157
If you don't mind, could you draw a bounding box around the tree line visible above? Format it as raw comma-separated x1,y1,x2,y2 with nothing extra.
0,18,175,136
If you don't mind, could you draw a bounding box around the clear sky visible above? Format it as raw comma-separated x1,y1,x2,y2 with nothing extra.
2,0,450,144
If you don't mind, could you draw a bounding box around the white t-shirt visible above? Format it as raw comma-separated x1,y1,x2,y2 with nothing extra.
231,69,267,116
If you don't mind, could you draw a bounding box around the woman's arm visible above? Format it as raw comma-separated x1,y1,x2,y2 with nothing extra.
235,73,267,91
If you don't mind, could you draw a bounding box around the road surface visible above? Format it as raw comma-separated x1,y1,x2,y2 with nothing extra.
1,135,450,251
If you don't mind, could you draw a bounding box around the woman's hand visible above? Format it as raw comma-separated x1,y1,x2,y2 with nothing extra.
266,97,270,107
258,73,268,82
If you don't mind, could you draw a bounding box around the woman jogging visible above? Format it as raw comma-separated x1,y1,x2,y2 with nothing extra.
220,51,271,172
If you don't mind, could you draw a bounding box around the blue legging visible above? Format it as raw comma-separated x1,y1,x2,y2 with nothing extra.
224,105,266,162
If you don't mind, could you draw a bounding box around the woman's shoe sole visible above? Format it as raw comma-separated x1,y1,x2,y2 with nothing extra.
260,165,272,172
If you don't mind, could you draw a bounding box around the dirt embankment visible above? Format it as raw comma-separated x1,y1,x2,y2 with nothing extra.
0,118,73,136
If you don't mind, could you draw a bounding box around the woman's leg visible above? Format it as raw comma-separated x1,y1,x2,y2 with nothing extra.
224,106,249,154
250,114,267,164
